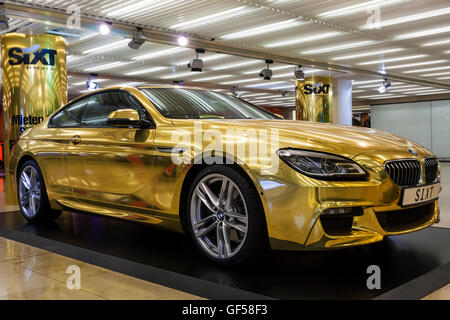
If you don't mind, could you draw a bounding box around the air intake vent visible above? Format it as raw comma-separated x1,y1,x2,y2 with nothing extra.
384,159,421,187
424,158,439,184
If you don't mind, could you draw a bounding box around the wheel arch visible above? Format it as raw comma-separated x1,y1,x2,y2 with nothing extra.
15,153,39,184
178,153,266,234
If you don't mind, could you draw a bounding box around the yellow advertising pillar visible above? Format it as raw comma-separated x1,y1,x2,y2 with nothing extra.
1,33,67,205
295,76,333,123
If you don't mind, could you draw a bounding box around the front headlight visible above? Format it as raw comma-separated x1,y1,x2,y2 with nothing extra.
277,149,367,181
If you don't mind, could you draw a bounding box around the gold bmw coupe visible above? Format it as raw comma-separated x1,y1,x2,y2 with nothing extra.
10,86,441,265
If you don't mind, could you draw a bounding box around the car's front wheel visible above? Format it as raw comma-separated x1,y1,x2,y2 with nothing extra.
186,165,268,265
17,160,62,223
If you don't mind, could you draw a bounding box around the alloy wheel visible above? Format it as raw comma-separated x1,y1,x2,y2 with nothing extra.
18,165,41,218
190,173,249,259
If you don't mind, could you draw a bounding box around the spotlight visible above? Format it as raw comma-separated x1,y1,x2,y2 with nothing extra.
0,9,9,32
99,22,111,35
177,35,188,46
377,78,391,93
128,27,146,50
295,65,305,81
86,74,99,90
259,60,273,80
187,49,205,72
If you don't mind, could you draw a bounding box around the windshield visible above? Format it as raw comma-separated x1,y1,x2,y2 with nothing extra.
140,88,279,120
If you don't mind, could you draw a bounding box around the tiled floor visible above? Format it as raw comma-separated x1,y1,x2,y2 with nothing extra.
0,237,202,300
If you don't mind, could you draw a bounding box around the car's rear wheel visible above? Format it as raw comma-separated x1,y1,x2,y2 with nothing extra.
17,160,62,223
186,165,268,265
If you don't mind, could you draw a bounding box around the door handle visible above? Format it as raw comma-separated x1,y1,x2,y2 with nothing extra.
69,135,81,145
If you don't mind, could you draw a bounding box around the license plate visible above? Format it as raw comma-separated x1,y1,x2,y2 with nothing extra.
402,183,440,207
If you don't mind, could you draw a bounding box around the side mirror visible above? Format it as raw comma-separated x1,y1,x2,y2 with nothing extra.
107,109,153,128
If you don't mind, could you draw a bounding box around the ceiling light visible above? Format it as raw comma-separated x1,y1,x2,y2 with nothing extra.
259,60,273,80
415,91,450,96
358,55,427,65
99,22,111,35
332,48,404,60
170,6,254,29
356,94,395,98
395,26,450,40
355,83,403,89
174,53,228,67
368,95,407,100
243,65,292,75
177,36,189,46
160,71,196,79
246,81,287,87
404,89,448,95
270,84,296,90
352,79,385,85
0,9,9,31
128,28,147,49
423,39,450,46
221,78,259,85
82,39,129,55
317,0,405,18
403,66,450,74
361,7,450,29
193,75,233,82
125,66,168,76
222,18,304,40
84,61,131,72
386,60,447,70
86,74,99,90
389,86,434,93
240,93,268,98
187,48,205,72
202,54,229,62
301,41,376,55
105,0,162,17
294,65,305,81
212,60,260,70
132,47,189,60
423,71,450,77
265,32,341,48
377,79,391,93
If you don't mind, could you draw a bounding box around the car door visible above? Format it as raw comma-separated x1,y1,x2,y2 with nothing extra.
63,90,157,216
44,96,90,203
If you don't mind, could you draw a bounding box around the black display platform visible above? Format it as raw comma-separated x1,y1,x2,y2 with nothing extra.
0,210,449,300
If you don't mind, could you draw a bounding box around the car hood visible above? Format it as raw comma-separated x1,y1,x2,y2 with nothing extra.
174,119,433,159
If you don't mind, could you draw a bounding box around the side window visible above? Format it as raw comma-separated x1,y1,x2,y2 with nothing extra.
81,91,151,127
50,97,88,127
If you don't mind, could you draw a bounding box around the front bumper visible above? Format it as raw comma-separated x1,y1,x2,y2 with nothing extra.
254,154,441,251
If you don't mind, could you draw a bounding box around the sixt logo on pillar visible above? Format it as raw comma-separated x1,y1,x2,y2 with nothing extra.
303,82,331,95
8,44,57,66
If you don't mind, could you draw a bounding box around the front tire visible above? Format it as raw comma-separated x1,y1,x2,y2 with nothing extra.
185,165,269,265
17,160,62,223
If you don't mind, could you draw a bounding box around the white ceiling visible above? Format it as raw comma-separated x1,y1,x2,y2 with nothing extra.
3,0,450,107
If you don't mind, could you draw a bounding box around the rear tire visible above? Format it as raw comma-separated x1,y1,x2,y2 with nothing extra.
184,165,269,266
17,160,62,223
